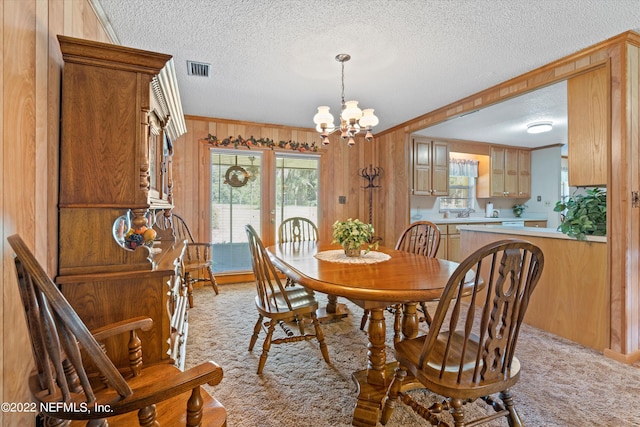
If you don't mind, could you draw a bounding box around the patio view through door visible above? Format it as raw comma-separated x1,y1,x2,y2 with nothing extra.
210,149,319,273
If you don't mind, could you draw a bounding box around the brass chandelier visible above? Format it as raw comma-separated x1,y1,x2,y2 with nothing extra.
313,54,379,146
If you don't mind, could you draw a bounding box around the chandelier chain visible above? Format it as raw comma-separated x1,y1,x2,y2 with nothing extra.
341,60,345,107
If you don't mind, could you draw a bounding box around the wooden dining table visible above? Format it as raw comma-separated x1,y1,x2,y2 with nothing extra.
267,241,470,427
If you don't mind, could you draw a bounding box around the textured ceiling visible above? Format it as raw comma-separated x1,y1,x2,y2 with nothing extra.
96,0,640,148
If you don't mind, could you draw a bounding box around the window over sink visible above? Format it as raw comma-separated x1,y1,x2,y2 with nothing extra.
440,158,478,212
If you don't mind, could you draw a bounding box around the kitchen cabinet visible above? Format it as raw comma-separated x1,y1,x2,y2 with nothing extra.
567,66,608,186
488,146,530,198
434,222,492,261
56,36,188,368
412,137,449,196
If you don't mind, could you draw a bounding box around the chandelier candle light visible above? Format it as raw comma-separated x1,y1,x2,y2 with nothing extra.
313,54,379,146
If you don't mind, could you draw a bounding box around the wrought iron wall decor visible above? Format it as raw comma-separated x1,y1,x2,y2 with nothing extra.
358,164,383,242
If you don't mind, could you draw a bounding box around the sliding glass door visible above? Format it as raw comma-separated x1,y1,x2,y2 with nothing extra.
210,151,262,273
275,154,319,241
209,149,319,273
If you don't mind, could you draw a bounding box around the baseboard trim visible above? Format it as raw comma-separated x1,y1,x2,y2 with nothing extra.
603,348,640,365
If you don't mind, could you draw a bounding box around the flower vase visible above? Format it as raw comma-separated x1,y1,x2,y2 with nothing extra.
344,246,362,257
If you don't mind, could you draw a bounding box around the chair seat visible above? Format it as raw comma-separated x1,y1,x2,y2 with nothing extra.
396,332,521,401
255,286,318,318
184,260,211,271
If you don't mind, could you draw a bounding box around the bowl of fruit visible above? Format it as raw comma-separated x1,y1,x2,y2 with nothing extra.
113,212,157,250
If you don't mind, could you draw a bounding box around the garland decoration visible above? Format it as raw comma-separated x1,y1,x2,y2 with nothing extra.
203,134,319,152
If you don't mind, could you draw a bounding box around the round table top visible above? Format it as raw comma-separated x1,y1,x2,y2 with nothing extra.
267,241,467,304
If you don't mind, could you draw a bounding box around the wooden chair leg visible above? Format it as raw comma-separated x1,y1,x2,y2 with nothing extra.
187,386,204,427
310,311,330,363
450,398,465,427
380,366,406,425
206,266,219,295
296,314,306,335
419,301,432,326
138,404,158,427
249,315,263,351
86,419,108,427
257,321,276,374
500,389,523,427
393,305,402,346
360,309,370,330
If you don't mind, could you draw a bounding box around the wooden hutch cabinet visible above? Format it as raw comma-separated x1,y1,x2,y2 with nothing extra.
56,36,188,369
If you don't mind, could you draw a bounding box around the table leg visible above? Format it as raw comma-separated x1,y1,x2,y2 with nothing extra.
401,303,419,340
350,307,390,426
316,294,349,323
367,307,387,385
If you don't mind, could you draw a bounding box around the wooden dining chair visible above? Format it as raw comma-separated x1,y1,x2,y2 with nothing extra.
380,239,544,427
278,216,319,243
245,224,330,374
360,221,441,341
8,234,227,427
278,217,318,288
155,211,219,307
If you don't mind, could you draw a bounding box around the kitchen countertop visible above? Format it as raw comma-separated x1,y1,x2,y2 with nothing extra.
458,224,606,243
417,215,548,224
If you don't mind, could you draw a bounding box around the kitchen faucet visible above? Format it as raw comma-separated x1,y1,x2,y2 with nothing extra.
457,208,475,218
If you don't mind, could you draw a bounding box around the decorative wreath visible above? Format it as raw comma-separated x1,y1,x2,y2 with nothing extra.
224,165,250,187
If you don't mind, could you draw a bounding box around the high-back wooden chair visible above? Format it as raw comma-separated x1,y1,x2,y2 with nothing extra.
381,239,544,427
360,221,442,339
245,224,330,374
8,234,227,427
155,211,219,307
278,217,319,243
278,217,318,288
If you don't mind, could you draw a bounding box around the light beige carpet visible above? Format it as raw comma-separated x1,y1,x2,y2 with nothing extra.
185,283,640,426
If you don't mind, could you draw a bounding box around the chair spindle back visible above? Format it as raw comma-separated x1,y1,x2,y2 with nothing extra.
395,220,441,257
419,239,544,385
9,235,132,405
246,225,293,312
278,217,318,243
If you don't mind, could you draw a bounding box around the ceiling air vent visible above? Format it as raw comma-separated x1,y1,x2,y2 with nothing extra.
187,60,211,77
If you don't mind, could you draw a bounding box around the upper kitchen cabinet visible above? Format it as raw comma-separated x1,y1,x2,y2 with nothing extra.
567,66,609,186
412,137,449,196
488,146,530,198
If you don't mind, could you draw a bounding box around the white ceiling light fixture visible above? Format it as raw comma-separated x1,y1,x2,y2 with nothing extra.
526,121,553,134
313,54,379,146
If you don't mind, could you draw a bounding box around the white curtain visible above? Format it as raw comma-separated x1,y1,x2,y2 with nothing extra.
449,159,478,177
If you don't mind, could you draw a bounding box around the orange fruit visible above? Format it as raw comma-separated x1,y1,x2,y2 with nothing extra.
143,228,157,242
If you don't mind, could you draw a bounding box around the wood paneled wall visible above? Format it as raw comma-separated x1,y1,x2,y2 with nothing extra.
1,1,111,425
172,116,377,247
4,11,640,427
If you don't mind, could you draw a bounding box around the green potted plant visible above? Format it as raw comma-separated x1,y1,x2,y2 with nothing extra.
512,203,527,217
332,218,378,257
553,187,606,240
